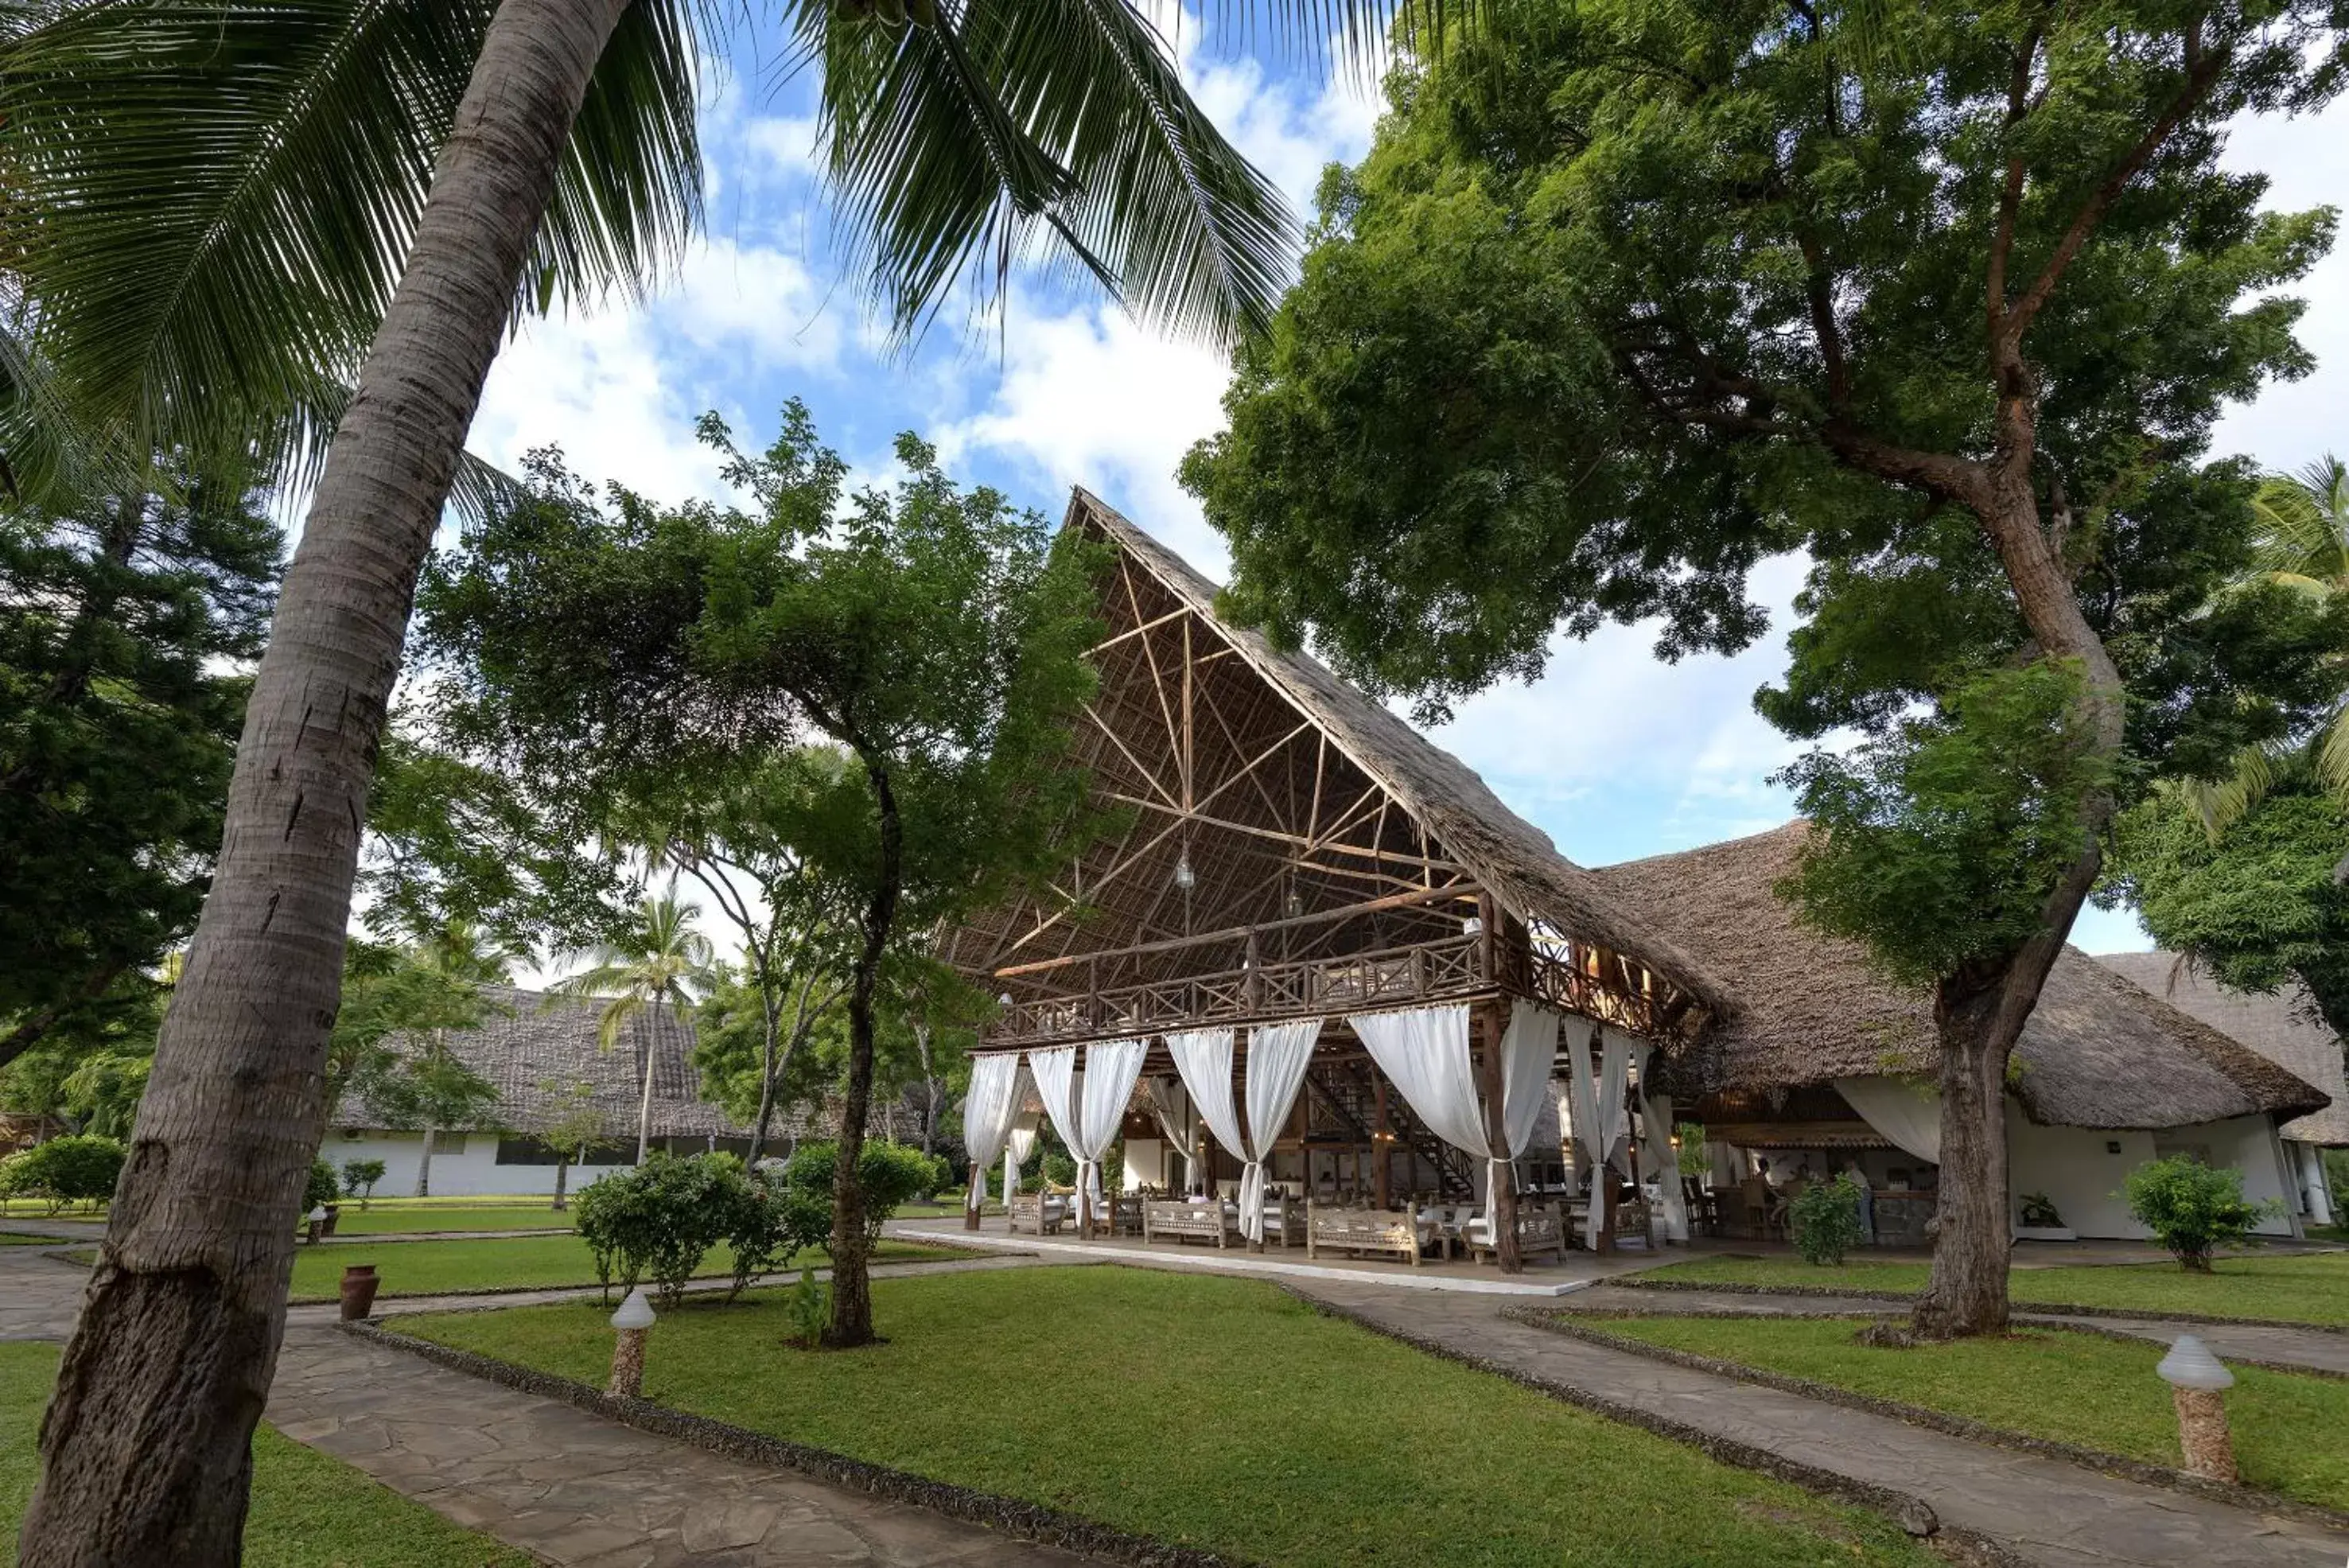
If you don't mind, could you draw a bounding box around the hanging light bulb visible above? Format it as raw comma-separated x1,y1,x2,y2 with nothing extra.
1173,850,1196,891
1282,873,1304,918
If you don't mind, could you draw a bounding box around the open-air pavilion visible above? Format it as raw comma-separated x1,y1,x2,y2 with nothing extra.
935,492,1729,1278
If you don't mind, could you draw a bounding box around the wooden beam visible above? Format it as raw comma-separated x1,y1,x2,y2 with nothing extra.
993,882,1481,979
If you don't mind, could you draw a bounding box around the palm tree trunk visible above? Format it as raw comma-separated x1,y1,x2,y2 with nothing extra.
636,1030,657,1165
18,3,636,1559
415,1127,438,1199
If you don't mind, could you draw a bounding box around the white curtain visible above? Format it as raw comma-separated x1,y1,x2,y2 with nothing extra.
960,1054,1023,1220
1836,1076,1943,1165
1071,1039,1148,1229
1165,1029,1244,1176
1631,1041,1688,1242
1141,1076,1192,1189
1561,1016,1604,1182
1594,1027,1633,1177
1005,1110,1039,1199
1352,1004,1489,1202
1237,1018,1322,1240
1495,1004,1560,1208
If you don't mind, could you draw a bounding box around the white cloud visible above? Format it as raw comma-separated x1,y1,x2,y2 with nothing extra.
938,295,1238,568
469,235,846,506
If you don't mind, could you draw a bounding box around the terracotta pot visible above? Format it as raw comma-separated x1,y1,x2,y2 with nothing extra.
338,1264,380,1321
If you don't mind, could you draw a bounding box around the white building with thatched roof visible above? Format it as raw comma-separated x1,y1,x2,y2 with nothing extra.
1592,825,2331,1240
937,494,2333,1265
325,985,764,1198
2093,951,2346,1226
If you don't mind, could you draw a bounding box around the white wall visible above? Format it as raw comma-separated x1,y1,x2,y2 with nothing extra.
320,1130,638,1200
2006,1113,2300,1239
1122,1137,1163,1192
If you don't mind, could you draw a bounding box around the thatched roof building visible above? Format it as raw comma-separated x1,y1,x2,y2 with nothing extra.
1589,823,2330,1130
2093,952,2349,1146
330,985,757,1142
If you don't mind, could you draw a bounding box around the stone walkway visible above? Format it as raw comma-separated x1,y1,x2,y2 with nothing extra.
1569,1282,2349,1377
0,1247,1079,1566
1289,1275,2349,1568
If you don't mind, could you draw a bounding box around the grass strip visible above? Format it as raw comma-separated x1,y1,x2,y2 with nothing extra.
1587,1313,2349,1512
288,1234,966,1301
399,1264,1936,1567
0,1342,532,1567
1631,1252,2349,1327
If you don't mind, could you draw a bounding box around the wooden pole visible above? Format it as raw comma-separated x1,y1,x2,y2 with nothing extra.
1373,1074,1390,1212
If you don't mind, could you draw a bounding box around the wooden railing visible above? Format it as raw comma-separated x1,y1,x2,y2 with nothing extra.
983,928,1666,1048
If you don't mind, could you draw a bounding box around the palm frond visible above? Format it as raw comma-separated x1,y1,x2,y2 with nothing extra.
800,0,1299,348
2318,704,2349,811
2172,744,2277,843
2249,457,2349,589
0,0,706,465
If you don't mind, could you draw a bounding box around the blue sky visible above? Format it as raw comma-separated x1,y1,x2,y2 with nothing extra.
462,26,2349,957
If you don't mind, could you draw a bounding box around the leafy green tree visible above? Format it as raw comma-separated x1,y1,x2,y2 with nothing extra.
0,461,280,1068
549,895,718,1165
418,404,1106,1347
338,1158,387,1208
533,1077,616,1212
9,0,1383,1543
327,927,514,1196
2108,761,2349,1036
1184,0,2347,1336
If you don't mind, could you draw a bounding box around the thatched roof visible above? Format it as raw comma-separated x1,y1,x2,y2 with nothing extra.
1589,823,2331,1130
329,985,772,1142
2094,952,2349,1145
1069,492,1734,1013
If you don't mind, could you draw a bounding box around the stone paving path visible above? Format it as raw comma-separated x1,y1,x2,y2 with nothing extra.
1289,1275,2349,1568
1569,1282,2349,1377
0,1247,1080,1566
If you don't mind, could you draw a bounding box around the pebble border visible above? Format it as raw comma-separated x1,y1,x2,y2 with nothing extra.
1516,1307,2349,1537
1608,1274,2349,1335
341,1319,1242,1568
1270,1286,2025,1568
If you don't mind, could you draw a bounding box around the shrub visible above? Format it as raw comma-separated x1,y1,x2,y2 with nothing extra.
575,1153,747,1306
2017,1192,2063,1229
780,1140,947,1249
1789,1173,1865,1266
780,1267,830,1348
1040,1150,1076,1188
2122,1155,2276,1271
725,1171,830,1303
0,1135,126,1213
303,1157,340,1214
340,1158,387,1206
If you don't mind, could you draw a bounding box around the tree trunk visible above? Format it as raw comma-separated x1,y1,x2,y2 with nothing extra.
635,1037,656,1165
915,1023,939,1157
18,3,635,1560
826,757,902,1349
414,1127,437,1199
1908,473,2126,1339
552,1155,570,1212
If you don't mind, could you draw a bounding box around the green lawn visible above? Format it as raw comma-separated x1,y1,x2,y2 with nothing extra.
325,1206,577,1235
401,1266,1935,1568
1634,1252,2349,1326
290,1233,963,1301
0,1342,531,1567
0,1236,60,1247
1586,1315,2349,1511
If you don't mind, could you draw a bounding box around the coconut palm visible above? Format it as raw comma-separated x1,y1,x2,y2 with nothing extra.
550,896,718,1163
7,0,1385,1554
2172,456,2349,839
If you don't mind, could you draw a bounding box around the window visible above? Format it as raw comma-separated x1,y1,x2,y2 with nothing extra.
496,1137,631,1166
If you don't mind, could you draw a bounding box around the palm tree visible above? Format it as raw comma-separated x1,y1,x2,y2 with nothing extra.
551,897,717,1164
8,0,1391,1555
2172,456,2349,839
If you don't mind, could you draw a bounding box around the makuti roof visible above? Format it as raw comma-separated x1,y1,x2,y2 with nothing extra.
1066,490,1735,1014
329,985,766,1142
2093,951,2349,1145
1589,823,2331,1130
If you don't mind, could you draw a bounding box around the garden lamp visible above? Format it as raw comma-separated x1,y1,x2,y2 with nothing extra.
608,1287,656,1399
2156,1334,2236,1482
